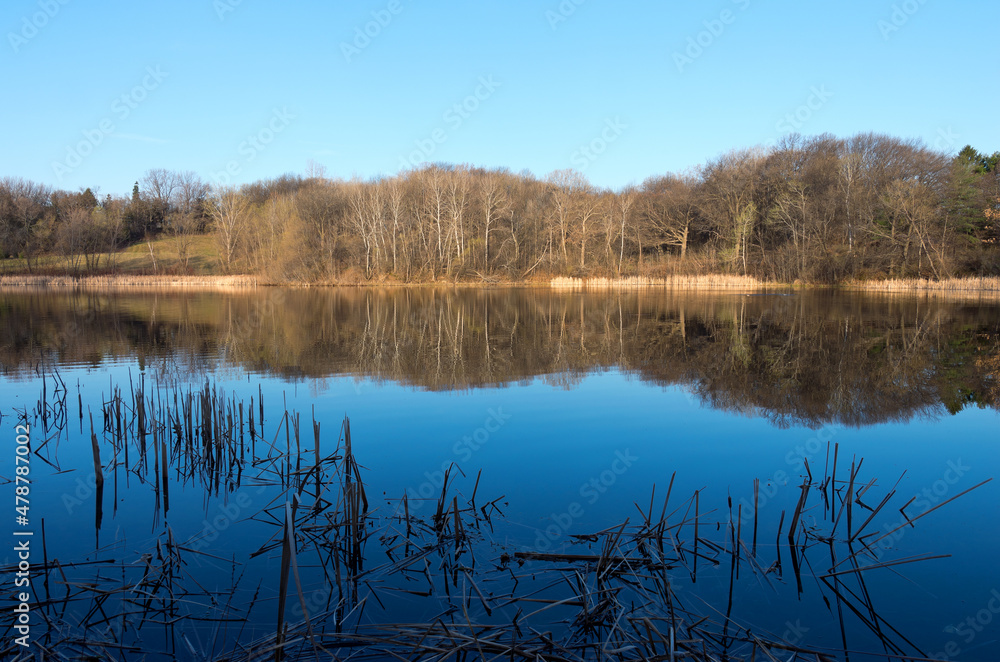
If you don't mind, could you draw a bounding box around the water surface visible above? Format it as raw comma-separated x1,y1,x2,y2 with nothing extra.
1,287,997,660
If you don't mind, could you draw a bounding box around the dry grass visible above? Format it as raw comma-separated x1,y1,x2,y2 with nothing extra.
0,234,259,290
846,277,1000,299
550,274,776,290
0,274,258,291
0,233,222,276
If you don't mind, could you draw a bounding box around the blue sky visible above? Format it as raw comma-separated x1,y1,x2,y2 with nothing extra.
2,0,997,196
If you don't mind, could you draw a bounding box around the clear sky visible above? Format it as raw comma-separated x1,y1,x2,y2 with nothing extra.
2,0,997,196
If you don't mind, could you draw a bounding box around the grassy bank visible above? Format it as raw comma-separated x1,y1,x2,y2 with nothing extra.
0,234,221,277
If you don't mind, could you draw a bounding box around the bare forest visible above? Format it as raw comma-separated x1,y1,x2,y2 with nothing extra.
2,133,998,283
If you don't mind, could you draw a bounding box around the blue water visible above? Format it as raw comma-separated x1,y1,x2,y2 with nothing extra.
0,288,998,660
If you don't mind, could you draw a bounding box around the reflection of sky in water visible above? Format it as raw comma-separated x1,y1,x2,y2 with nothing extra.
3,359,997,658
1,289,998,659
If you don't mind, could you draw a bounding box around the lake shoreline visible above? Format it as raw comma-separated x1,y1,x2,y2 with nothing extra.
0,273,781,291
0,273,998,297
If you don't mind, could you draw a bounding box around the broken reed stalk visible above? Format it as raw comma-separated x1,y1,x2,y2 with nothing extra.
88,411,104,492
822,553,952,579
312,408,321,502
787,479,809,547
692,489,699,582
837,478,993,569
275,502,293,662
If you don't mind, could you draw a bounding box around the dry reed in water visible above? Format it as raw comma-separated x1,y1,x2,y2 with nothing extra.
7,371,988,662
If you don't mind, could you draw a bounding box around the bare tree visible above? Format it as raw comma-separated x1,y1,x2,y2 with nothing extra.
0,178,52,270
173,172,209,217
160,172,209,271
297,180,349,278
569,186,601,272
700,148,767,274
478,172,508,271
348,180,385,279
546,169,589,270
385,177,405,276
615,186,636,274
54,207,90,273
209,186,251,273
882,179,950,278
640,174,700,261
164,213,198,271
141,169,181,209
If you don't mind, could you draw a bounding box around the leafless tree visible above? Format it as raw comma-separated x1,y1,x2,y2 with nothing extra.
209,186,252,273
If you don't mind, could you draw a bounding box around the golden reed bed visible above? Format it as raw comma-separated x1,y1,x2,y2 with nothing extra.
2,274,997,298
0,274,259,291
549,275,771,290
845,277,1000,299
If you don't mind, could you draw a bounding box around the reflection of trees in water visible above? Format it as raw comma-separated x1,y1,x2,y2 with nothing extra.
1,288,998,426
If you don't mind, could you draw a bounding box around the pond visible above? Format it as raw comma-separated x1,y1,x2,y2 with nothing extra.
1,287,997,661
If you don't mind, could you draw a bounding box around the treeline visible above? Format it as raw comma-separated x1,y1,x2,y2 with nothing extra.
2,133,998,282
0,170,209,273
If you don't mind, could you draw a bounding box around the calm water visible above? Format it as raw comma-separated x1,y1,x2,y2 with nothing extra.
1,287,998,660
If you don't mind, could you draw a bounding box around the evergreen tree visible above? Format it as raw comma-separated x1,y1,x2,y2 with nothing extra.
81,188,98,210
125,181,149,241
